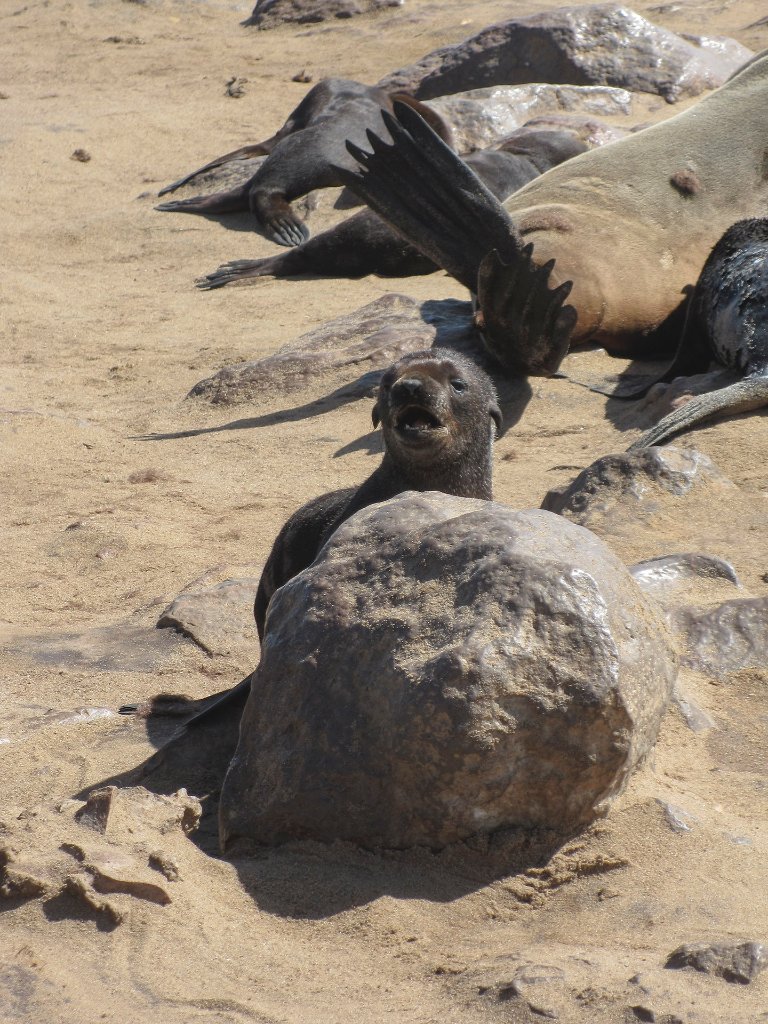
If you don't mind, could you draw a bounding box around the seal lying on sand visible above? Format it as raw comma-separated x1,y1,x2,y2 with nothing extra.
197,129,589,288
628,218,768,449
140,349,500,728
337,51,768,377
155,78,453,247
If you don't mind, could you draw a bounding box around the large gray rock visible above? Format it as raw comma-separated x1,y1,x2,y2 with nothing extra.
377,5,752,103
672,597,768,679
427,83,635,153
220,492,677,851
666,941,768,984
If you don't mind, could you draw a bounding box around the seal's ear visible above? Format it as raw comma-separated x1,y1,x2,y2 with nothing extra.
372,403,381,429
489,402,503,438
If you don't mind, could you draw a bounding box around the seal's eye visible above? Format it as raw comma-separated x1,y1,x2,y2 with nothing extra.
450,379,468,393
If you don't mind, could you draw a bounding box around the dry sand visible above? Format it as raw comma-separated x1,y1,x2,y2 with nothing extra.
1,0,768,1020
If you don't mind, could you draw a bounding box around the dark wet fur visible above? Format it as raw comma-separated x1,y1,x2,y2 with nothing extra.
629,218,768,448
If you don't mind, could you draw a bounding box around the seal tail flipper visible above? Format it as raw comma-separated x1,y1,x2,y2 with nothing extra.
155,182,251,215
196,252,305,290
626,373,768,450
157,141,277,197
337,101,576,377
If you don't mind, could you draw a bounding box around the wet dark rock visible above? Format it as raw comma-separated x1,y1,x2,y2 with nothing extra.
541,448,735,539
220,492,676,851
157,577,260,658
672,597,768,678
188,294,473,405
377,5,752,103
427,83,635,153
665,941,768,984
244,0,402,30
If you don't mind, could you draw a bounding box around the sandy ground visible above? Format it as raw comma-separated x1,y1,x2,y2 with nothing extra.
2,0,768,1020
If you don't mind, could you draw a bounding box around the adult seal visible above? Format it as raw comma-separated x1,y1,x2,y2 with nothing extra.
337,51,768,377
628,218,768,448
146,349,501,727
155,78,453,247
197,128,589,288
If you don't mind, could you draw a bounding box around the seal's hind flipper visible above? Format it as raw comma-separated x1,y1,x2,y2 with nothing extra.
627,373,768,449
336,102,524,293
196,253,302,289
477,249,577,376
155,182,251,216
157,142,274,197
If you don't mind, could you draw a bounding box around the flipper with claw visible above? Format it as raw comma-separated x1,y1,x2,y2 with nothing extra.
337,101,576,376
155,182,251,215
627,373,768,450
476,248,576,376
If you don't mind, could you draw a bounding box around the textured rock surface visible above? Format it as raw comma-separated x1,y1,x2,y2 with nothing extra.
220,492,676,850
0,787,201,926
244,0,402,29
188,294,474,405
672,596,768,678
629,553,740,596
427,83,635,153
541,448,735,539
666,941,768,984
157,576,261,658
377,5,752,102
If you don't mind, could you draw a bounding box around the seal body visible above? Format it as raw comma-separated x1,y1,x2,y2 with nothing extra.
155,78,453,247
198,128,589,288
340,51,768,376
254,348,501,637
628,218,768,448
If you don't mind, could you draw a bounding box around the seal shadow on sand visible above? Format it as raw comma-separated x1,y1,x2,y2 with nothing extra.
133,298,534,449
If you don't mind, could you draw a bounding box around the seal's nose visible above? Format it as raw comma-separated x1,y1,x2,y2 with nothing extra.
392,376,425,397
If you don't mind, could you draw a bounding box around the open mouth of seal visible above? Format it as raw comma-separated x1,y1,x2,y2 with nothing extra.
394,405,445,439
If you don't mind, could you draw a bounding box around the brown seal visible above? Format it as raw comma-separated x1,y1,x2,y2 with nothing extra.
155,78,453,247
339,51,768,376
196,128,589,288
627,217,768,448
154,349,501,727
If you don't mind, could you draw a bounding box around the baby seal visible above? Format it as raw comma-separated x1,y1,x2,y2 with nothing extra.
628,218,768,448
254,347,501,636
155,78,453,247
169,349,501,727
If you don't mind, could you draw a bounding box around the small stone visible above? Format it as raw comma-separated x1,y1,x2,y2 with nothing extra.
657,800,697,833
665,941,768,984
157,576,261,659
70,148,91,162
673,690,717,733
224,76,247,98
292,69,313,83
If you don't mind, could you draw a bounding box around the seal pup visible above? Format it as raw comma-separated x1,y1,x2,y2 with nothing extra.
627,218,768,449
197,129,589,288
148,349,501,728
155,78,453,247
336,51,768,377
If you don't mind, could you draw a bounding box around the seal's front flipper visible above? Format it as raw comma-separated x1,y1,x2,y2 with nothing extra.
157,142,274,197
250,191,310,247
155,182,251,216
337,101,523,293
627,373,768,449
477,248,577,377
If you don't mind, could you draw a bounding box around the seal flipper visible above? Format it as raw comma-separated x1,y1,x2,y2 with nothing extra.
157,140,280,197
626,372,768,450
338,102,576,377
197,252,308,289
155,181,251,215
